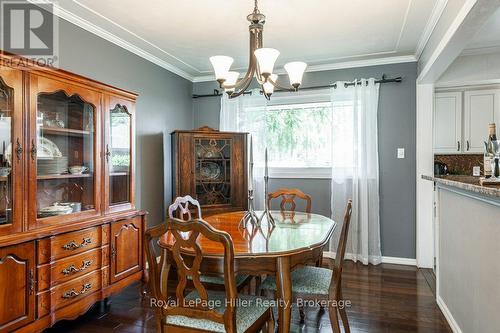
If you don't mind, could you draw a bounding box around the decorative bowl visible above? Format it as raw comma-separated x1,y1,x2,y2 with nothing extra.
0,167,11,177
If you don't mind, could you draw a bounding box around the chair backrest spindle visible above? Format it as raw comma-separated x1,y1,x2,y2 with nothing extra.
168,195,202,220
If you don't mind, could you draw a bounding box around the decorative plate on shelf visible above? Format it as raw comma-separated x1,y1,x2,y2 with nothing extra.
37,137,62,159
38,204,73,217
198,161,222,181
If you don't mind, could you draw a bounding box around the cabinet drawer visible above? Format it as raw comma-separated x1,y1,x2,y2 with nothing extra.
38,225,109,263
37,246,109,290
37,269,103,316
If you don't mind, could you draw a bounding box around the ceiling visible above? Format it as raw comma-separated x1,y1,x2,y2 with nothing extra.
463,6,500,55
53,0,444,81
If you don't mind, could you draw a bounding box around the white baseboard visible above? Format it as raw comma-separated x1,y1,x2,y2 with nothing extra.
323,251,417,266
381,256,417,266
437,295,463,333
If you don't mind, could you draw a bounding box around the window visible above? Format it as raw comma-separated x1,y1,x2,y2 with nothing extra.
266,102,332,168
238,93,354,178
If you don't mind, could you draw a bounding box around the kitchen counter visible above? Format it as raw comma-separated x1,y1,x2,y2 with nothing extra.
423,174,500,332
422,174,500,198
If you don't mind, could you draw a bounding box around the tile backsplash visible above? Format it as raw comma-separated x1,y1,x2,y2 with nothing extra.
434,154,483,175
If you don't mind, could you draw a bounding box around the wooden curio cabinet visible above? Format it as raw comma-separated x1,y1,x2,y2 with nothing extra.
171,127,248,216
0,52,145,332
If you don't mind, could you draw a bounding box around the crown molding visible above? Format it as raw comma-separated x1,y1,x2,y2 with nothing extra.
29,0,195,81
192,55,417,83
415,0,448,60
460,45,500,56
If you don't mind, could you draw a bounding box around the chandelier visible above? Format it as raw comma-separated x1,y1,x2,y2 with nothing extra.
209,0,307,100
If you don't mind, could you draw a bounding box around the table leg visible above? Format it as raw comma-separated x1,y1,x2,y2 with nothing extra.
276,256,292,333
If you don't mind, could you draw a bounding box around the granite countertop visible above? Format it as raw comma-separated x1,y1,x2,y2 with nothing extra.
422,175,500,198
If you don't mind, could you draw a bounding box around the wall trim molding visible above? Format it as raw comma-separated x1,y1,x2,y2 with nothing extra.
415,0,449,60
416,83,435,269
460,45,500,56
435,80,500,89
381,256,417,265
193,55,417,82
323,251,417,266
436,295,463,333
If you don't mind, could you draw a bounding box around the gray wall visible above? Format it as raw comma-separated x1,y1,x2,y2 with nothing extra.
193,62,417,259
57,18,193,227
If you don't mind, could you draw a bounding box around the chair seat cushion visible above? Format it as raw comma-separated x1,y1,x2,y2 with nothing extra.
166,291,270,333
188,274,249,287
261,266,332,295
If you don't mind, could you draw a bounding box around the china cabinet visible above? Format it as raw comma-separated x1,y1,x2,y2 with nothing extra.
171,126,248,216
0,52,145,333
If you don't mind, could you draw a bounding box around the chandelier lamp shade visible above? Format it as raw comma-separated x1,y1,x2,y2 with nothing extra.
209,0,307,100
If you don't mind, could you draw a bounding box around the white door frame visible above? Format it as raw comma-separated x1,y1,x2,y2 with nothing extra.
415,0,500,268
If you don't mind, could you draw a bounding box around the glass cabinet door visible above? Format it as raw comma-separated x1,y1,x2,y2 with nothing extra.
105,96,134,212
194,138,232,206
29,76,101,225
0,68,23,236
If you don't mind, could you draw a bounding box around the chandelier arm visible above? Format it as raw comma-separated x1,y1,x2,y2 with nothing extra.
229,78,253,99
268,76,295,92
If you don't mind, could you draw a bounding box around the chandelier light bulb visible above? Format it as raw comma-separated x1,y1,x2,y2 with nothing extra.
224,71,240,93
263,74,278,96
284,61,307,89
254,48,280,77
210,56,234,82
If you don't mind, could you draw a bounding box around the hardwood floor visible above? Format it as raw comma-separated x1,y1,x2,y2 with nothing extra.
43,262,451,333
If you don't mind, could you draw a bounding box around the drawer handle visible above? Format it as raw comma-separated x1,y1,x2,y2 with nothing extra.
62,283,92,299
61,260,93,276
62,237,92,250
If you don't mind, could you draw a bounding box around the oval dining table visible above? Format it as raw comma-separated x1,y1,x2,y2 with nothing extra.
159,210,337,333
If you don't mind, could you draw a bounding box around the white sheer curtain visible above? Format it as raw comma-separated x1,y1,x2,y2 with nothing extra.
330,78,382,265
219,89,267,209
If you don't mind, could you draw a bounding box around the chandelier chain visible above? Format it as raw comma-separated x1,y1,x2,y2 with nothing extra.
254,0,260,13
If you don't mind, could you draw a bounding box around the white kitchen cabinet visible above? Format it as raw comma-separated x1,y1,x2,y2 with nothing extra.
434,92,462,154
464,89,500,153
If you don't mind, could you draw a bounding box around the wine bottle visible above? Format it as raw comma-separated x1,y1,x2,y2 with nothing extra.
489,123,497,141
484,148,492,178
485,123,497,178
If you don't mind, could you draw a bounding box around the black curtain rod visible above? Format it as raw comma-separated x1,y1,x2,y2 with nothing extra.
192,74,403,99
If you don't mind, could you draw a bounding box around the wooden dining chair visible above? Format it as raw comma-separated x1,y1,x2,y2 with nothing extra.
145,218,274,333
168,196,252,292
267,188,312,214
260,200,353,333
